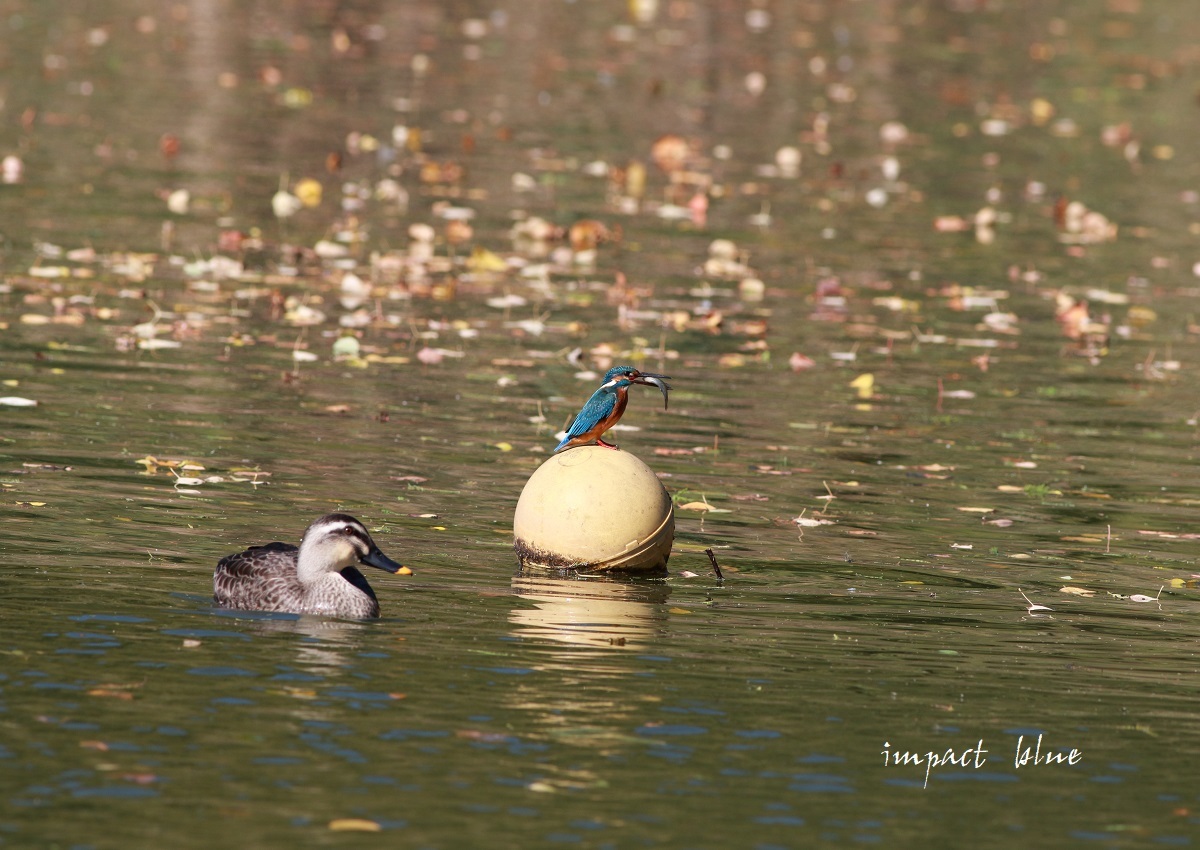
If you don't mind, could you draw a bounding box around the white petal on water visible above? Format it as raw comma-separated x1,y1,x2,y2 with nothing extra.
272,190,302,218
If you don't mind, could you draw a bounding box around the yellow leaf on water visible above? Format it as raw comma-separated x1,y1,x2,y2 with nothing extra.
468,246,510,273
294,178,323,207
849,373,875,398
493,442,513,452
956,507,994,513
679,501,714,511
328,819,381,833
669,607,691,615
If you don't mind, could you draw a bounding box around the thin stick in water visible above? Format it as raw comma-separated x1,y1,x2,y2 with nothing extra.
705,548,724,581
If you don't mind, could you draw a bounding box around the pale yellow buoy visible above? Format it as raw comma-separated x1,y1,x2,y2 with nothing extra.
513,446,674,574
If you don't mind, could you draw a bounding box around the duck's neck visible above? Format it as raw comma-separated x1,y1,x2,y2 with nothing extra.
298,570,378,618
296,540,343,585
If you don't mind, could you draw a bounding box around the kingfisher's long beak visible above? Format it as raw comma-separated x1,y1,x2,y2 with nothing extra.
633,372,671,409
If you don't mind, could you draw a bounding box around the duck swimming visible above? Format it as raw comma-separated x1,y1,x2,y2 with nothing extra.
213,513,411,618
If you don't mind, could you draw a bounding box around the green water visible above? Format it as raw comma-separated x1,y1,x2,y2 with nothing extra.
3,1,1200,847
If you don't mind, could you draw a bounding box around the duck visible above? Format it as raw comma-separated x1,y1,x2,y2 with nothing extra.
213,513,412,618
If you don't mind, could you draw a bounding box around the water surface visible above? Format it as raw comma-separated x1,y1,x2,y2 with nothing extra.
2,1,1200,847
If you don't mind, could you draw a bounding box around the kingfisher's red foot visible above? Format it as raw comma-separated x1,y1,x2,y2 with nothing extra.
596,437,619,450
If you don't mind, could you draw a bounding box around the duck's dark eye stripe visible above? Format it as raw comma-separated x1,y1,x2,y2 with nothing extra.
343,526,372,546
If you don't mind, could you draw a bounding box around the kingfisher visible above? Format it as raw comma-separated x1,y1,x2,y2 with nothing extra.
554,365,671,453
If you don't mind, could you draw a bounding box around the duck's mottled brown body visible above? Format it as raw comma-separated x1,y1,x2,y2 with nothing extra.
213,514,408,619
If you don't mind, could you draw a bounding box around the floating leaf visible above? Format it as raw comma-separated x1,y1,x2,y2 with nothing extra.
794,516,834,527
469,246,509,273
0,396,38,407
789,352,816,371
332,336,360,359
294,178,322,207
1060,586,1096,597
848,373,875,398
88,685,136,700
328,819,381,833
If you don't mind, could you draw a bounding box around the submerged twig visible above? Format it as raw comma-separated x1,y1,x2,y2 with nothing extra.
705,548,724,581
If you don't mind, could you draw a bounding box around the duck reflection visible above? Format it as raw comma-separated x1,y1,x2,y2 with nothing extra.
229,612,369,675
510,571,670,653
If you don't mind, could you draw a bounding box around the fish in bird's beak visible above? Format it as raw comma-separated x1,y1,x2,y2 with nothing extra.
360,546,413,575
633,372,672,409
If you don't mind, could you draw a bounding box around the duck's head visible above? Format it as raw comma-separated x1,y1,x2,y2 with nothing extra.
298,513,411,581
600,365,671,408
